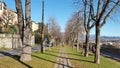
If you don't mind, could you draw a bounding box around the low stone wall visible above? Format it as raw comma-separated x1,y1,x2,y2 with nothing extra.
0,34,34,48
101,45,120,56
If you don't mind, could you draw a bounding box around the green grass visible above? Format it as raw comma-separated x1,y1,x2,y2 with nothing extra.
0,47,12,51
65,46,120,68
0,46,60,68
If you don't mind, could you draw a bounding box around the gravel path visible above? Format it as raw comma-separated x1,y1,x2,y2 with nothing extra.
54,47,73,68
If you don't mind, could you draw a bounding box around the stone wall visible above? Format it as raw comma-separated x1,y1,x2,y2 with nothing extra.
101,45,120,56
0,34,34,48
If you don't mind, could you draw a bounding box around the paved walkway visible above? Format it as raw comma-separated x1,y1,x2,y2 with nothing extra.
0,45,42,57
54,47,73,68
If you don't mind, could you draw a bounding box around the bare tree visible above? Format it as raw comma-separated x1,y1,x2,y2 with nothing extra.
15,0,24,43
64,19,74,45
15,0,32,61
74,0,95,57
41,0,44,53
72,11,84,51
89,0,120,64
1,9,15,33
83,0,96,57
48,17,62,45
65,11,84,50
74,0,120,64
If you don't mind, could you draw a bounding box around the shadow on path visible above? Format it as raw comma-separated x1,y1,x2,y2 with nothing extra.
32,55,73,68
0,51,33,68
43,52,93,63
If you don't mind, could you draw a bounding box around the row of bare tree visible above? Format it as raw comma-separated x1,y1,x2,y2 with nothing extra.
65,0,120,64
83,0,120,64
48,17,62,45
64,11,84,50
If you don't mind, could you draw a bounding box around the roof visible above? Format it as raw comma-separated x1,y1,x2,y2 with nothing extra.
0,1,6,6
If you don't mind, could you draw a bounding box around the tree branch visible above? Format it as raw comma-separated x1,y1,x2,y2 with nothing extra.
99,0,111,20
88,0,96,29
96,0,101,19
90,0,96,22
100,1,120,27
83,0,88,32
111,0,120,6
90,22,96,29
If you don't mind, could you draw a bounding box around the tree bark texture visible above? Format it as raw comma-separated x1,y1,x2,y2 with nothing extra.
15,0,32,61
84,30,90,57
41,0,44,53
15,0,24,43
77,32,79,51
20,0,32,61
94,21,100,64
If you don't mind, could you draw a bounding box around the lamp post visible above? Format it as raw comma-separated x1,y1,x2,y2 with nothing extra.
41,0,44,53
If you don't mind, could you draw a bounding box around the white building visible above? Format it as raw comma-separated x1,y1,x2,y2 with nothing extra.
0,1,39,32
0,1,4,16
32,21,39,32
0,1,18,26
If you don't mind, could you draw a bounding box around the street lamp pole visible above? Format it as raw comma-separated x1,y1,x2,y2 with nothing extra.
41,0,44,53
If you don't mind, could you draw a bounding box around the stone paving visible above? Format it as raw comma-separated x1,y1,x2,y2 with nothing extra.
54,47,73,68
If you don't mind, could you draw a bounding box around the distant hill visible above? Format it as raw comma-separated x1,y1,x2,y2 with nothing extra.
101,36,120,41
63,33,120,41
90,34,120,41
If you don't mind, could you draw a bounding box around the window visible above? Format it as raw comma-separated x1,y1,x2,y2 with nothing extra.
0,2,2,10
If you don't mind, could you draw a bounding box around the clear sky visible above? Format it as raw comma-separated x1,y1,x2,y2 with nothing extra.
3,0,120,36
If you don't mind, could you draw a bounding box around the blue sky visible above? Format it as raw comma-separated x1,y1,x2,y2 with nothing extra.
3,0,120,36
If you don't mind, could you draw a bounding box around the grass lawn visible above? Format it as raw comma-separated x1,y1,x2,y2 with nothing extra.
0,46,60,68
65,46,120,68
0,47,12,51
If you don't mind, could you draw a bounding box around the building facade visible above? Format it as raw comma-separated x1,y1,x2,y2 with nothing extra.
0,1,39,32
32,21,39,32
0,1,18,26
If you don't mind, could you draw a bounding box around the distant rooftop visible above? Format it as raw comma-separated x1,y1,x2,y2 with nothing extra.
0,0,6,6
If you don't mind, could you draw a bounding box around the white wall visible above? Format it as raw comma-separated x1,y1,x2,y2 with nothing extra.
0,34,34,49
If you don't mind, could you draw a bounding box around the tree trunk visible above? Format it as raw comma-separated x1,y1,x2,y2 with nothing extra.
94,21,100,64
84,30,90,57
72,37,74,49
20,26,32,61
15,0,24,43
20,43,31,61
16,0,32,61
41,0,44,53
77,32,79,51
41,33,44,53
5,24,8,33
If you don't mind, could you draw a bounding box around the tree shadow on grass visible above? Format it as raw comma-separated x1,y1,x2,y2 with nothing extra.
43,52,94,63
0,51,33,68
89,53,95,56
32,55,73,68
48,50,83,57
